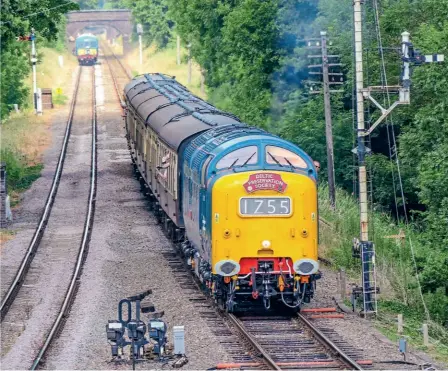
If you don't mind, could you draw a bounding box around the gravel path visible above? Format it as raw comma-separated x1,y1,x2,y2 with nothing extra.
42,61,231,370
1,67,93,369
309,265,444,370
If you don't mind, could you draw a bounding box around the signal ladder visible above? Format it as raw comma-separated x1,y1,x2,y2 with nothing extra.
361,241,378,316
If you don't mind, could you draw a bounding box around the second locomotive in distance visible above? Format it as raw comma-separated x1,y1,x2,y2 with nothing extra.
74,33,98,66
124,73,321,312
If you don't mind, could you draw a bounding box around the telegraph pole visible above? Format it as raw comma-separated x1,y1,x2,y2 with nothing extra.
320,31,336,209
306,33,342,208
176,35,181,65
200,68,205,94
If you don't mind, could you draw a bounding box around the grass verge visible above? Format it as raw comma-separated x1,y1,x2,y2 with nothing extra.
1,47,77,207
318,184,448,365
123,42,206,99
375,301,448,364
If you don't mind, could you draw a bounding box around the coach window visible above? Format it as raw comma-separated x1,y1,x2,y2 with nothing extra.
265,146,307,168
216,146,258,170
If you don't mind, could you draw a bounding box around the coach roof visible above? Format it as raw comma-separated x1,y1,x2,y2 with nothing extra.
124,73,241,151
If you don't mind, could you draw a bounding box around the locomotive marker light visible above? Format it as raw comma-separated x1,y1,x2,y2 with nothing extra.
214,260,240,276
293,259,319,276
261,240,271,249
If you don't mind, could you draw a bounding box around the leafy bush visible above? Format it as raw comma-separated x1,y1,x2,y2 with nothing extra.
1,148,43,199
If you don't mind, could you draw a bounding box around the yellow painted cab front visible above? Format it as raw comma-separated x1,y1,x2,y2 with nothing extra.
211,170,318,276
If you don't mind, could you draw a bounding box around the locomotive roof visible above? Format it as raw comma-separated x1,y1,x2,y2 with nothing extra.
124,73,242,151
76,34,98,43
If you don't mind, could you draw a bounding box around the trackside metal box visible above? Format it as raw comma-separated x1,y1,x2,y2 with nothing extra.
173,326,185,355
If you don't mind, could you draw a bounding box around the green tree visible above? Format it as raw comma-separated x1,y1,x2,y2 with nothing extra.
101,0,124,9
0,0,78,118
123,0,172,48
75,0,99,10
168,0,233,87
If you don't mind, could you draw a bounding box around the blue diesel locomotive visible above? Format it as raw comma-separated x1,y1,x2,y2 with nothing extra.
124,73,320,312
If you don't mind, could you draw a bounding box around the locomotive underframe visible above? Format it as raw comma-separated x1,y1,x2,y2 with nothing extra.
78,55,97,66
213,272,318,312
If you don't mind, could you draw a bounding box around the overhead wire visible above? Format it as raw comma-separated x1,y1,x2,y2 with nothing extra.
372,4,400,221
371,0,431,321
371,0,407,305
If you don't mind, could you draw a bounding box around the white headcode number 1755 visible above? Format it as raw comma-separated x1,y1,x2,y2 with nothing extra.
240,197,291,216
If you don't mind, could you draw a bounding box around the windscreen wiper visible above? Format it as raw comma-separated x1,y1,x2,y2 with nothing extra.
267,151,283,166
228,158,239,169
240,152,256,167
283,156,296,169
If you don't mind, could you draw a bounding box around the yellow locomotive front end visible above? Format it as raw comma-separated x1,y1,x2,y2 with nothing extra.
211,169,320,311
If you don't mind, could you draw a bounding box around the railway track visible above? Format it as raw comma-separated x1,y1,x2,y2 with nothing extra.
0,67,82,321
226,313,368,370
0,66,97,369
100,42,132,103
162,248,372,370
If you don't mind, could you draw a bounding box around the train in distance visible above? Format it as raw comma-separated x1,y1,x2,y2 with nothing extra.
74,34,98,66
124,72,321,313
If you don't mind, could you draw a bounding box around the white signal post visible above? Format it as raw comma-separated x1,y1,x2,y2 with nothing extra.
30,28,42,115
353,0,444,317
353,0,376,317
353,1,368,242
137,23,143,65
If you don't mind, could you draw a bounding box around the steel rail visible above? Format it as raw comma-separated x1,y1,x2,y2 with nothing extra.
31,67,98,370
0,67,83,321
100,41,131,101
297,313,364,370
104,42,132,80
226,313,281,370
101,46,126,108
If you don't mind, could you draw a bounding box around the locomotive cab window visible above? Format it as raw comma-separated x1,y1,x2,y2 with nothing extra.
265,146,307,168
216,146,258,170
